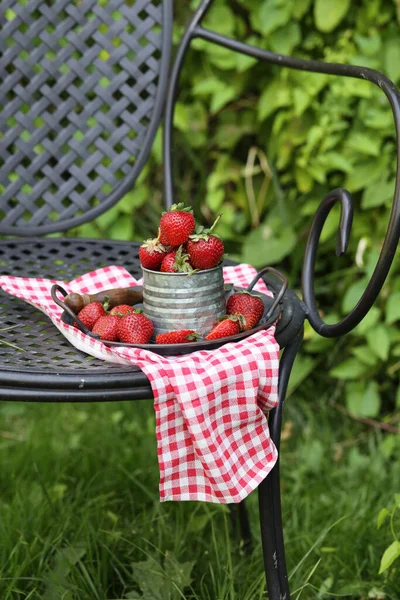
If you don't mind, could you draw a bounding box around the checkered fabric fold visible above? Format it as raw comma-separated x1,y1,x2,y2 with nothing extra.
0,264,280,503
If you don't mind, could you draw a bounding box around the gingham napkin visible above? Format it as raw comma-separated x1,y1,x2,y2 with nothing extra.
0,264,280,503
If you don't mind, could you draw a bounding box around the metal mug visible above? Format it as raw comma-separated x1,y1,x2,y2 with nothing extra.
142,264,226,336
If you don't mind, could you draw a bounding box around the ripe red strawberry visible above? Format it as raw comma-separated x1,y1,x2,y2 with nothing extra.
159,203,196,246
226,291,264,331
160,245,194,273
139,235,168,270
109,304,136,317
160,252,177,273
76,301,106,331
117,311,154,344
156,330,200,344
186,215,224,270
92,315,120,341
204,315,245,340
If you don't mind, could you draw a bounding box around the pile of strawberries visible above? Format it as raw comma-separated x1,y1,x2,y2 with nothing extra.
72,204,265,345
74,288,265,344
74,301,155,344
138,203,225,273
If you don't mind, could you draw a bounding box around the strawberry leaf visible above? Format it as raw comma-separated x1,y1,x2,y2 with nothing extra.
162,203,193,215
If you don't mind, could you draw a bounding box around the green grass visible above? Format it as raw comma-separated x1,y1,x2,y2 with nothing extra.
0,389,399,599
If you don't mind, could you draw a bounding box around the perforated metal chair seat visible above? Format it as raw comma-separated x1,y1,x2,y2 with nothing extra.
0,238,304,402
0,238,153,401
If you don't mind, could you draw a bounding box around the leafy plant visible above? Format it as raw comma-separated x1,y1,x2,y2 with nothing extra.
126,551,194,600
377,494,400,575
42,545,87,600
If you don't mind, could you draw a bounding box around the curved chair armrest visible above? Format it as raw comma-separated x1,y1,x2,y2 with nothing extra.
302,150,400,337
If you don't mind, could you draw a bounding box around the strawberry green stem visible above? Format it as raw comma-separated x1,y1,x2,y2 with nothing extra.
209,213,222,234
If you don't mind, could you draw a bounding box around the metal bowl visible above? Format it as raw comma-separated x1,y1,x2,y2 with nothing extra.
53,267,288,356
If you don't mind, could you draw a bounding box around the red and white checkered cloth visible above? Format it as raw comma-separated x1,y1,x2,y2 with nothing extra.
0,264,280,503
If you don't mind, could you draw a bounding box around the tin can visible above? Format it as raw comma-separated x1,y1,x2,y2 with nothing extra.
142,265,226,336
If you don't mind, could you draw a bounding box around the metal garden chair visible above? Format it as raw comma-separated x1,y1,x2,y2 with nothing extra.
1,1,400,598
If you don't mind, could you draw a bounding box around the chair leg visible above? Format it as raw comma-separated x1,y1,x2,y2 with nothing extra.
258,329,304,600
229,500,253,552
259,457,288,599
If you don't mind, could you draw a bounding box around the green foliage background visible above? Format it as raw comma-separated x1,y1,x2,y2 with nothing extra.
74,0,400,421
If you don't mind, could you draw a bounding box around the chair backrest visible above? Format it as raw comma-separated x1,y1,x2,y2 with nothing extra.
0,0,172,236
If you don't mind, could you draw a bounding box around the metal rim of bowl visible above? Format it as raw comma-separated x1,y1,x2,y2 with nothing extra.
55,285,282,355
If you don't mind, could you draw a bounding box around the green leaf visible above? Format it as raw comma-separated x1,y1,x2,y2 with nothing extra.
173,102,190,132
361,180,393,209
354,31,382,57
287,355,317,397
164,552,194,592
187,513,212,533
384,38,400,83
317,152,353,174
293,87,311,117
379,540,400,574
386,291,400,324
360,381,381,417
292,0,312,20
342,279,368,313
332,76,372,99
394,493,400,508
236,50,258,72
193,78,224,96
351,346,378,367
43,546,86,600
377,507,390,529
295,166,313,192
290,70,329,97
330,358,368,380
108,215,133,241
210,86,237,113
130,553,194,600
299,439,325,473
345,381,364,414
347,131,381,157
119,187,148,212
257,0,291,36
353,307,381,335
320,204,341,242
191,39,238,70
193,79,238,114
258,80,292,120
314,0,350,32
345,157,388,192
175,101,207,148
202,5,236,36
205,188,224,212
270,22,301,55
366,325,390,361
130,558,167,600
359,101,393,130
241,222,297,267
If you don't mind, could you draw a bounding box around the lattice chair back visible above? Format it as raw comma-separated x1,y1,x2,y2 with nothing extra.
0,0,172,236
